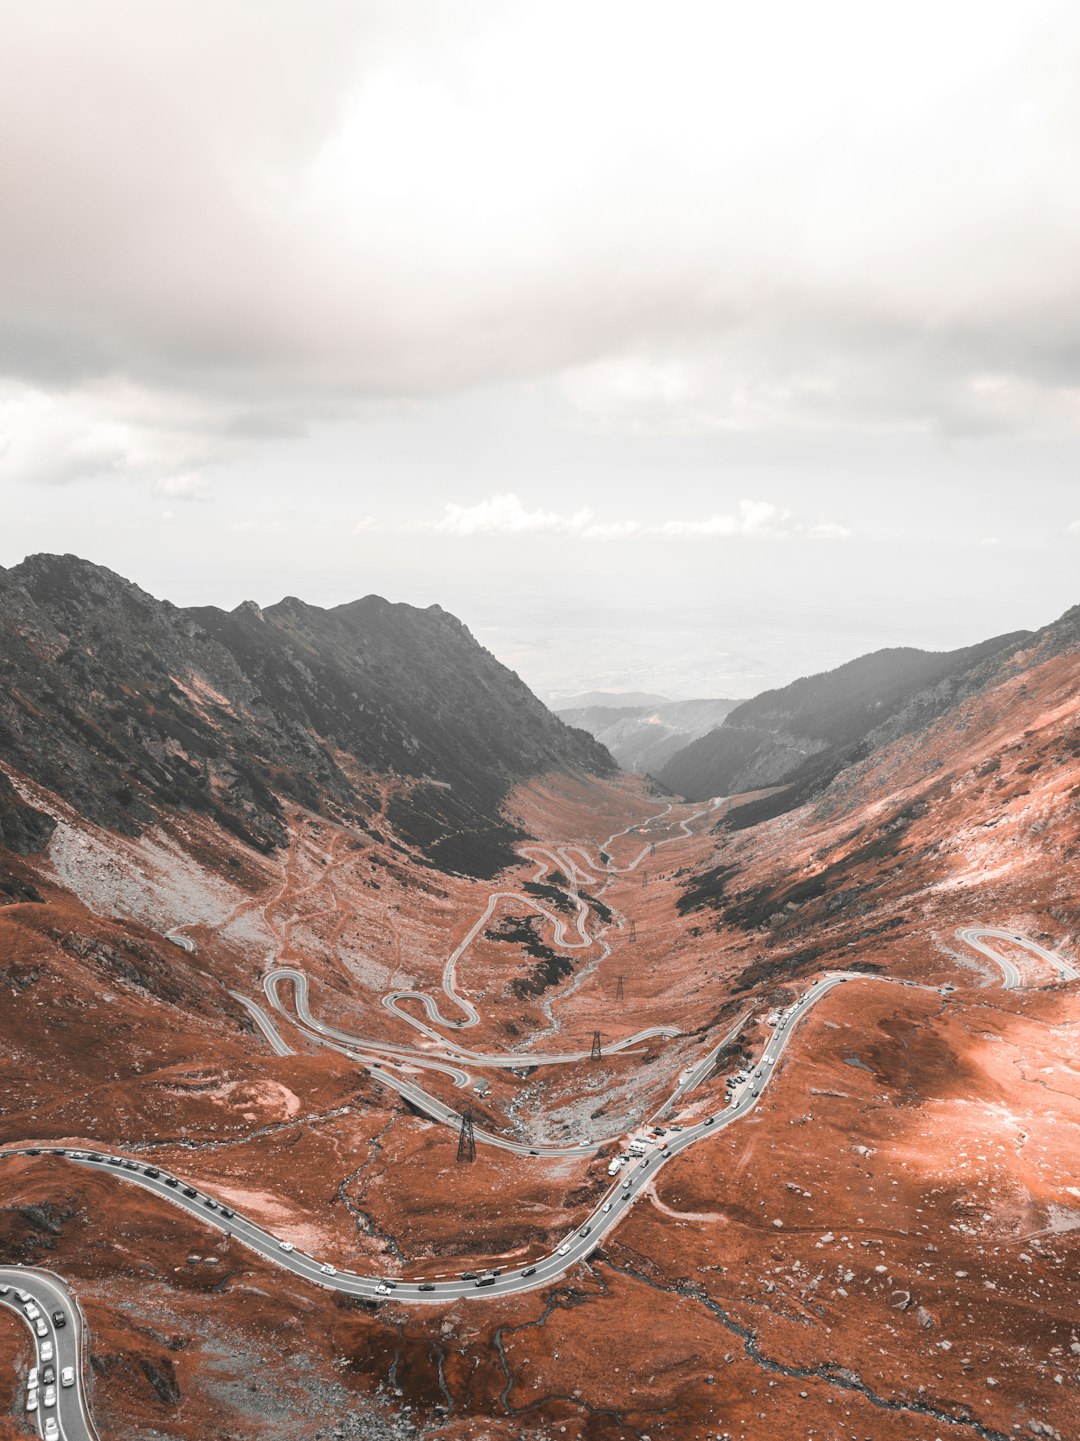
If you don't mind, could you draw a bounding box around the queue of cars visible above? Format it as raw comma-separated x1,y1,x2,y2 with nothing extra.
9,1071,752,1307
0,1282,76,1433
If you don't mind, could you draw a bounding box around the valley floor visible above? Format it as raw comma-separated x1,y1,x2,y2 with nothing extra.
1,751,1079,1441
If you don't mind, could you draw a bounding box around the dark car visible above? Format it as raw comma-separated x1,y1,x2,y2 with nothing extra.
418,1283,435,1292
203,1198,218,1210
108,1157,123,1166
182,1187,198,1198
528,1149,539,1156
124,1161,139,1171
219,1207,233,1218
87,1153,103,1162
521,1266,537,1277
52,1310,66,1328
460,1271,478,1280
42,1366,55,1385
26,1148,40,1156
475,1276,496,1287
164,1177,179,1188
145,1167,160,1178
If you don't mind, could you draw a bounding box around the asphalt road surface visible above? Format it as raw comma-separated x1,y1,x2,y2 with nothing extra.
956,926,1079,987
0,1265,97,1440
3,930,1062,1312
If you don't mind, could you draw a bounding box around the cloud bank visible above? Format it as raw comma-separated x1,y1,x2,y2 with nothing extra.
2,1,1080,486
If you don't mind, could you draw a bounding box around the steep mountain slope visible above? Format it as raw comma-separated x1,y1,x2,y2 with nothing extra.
0,554,614,877
658,632,1029,809
679,603,1080,929
556,696,738,773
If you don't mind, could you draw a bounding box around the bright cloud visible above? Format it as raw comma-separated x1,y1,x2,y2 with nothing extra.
399,493,848,541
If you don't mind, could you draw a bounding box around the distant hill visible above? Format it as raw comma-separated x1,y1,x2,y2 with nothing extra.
552,689,672,710
0,554,615,877
657,634,1031,815
557,697,739,774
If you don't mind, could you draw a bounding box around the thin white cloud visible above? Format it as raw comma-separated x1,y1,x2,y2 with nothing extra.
654,500,793,538
154,472,210,501
808,521,853,540
385,493,849,541
417,494,599,538
1067,520,1080,535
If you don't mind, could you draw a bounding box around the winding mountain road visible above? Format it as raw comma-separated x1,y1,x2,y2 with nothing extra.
956,926,1079,987
3,782,1076,1441
255,801,705,1107
2,927,1070,1321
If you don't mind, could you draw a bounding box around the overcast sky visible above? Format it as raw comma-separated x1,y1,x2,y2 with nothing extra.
4,1,1080,699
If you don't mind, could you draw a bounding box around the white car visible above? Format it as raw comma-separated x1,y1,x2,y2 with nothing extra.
35,1319,48,1338
557,1243,570,1255
320,1263,336,1275
61,1367,75,1388
26,1391,38,1412
44,1384,57,1407
601,1201,612,1212
41,1341,53,1362
45,1419,60,1440
29,1366,39,1388
279,1241,294,1253
25,1302,40,1320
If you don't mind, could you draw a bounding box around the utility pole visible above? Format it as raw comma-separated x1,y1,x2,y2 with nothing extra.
641,869,648,888
590,1030,603,1061
456,1109,476,1163
628,919,637,943
615,975,625,1003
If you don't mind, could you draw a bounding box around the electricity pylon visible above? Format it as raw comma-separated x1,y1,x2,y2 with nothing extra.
456,1110,476,1162
590,1031,603,1060
615,975,625,1003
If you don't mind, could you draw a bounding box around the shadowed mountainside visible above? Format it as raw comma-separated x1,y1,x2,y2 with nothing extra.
0,554,615,877
658,631,1031,815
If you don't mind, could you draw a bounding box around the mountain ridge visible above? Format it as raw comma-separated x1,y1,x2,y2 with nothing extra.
657,630,1032,813
0,552,615,877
